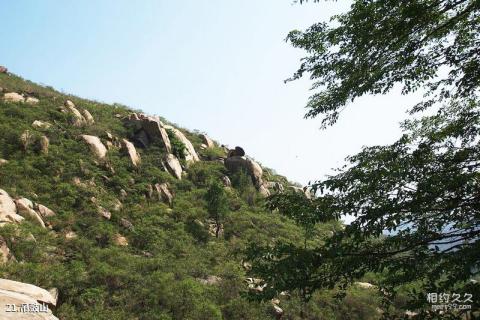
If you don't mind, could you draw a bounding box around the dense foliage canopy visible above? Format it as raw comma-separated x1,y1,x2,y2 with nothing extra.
247,1,480,319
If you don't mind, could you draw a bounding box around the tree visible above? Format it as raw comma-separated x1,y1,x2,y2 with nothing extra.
205,180,229,238
247,1,480,319
288,0,479,127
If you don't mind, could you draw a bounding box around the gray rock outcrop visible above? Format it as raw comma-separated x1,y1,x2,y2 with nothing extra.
32,120,52,130
164,125,200,164
155,183,173,206
126,113,171,153
63,100,86,127
0,189,24,226
0,279,59,319
163,154,182,179
15,198,46,228
121,139,141,167
39,136,49,155
81,135,107,160
3,92,24,103
25,97,39,105
201,134,214,148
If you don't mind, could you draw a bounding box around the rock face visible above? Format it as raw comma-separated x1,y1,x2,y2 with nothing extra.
201,134,214,148
81,135,107,160
163,154,182,179
164,125,200,164
246,158,263,188
258,185,271,197
15,198,46,228
155,183,173,206
225,157,263,187
121,139,141,167
126,113,172,153
3,92,24,103
0,66,7,73
0,189,24,225
0,279,59,319
0,278,57,306
224,152,271,197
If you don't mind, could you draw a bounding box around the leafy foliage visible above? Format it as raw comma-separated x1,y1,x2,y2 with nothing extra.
1,72,339,319
288,0,480,126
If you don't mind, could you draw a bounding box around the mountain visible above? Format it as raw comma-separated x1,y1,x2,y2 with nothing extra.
0,68,382,320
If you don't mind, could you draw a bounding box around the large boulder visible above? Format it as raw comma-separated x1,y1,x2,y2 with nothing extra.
227,146,245,157
225,155,270,197
0,278,59,319
0,278,58,305
246,158,263,188
224,156,249,174
201,134,215,148
121,139,141,167
32,120,52,130
3,92,24,103
25,97,39,105
114,234,128,246
63,100,86,127
81,135,107,160
225,156,264,187
36,204,56,218
0,66,7,73
164,125,200,164
154,183,173,206
0,189,24,225
15,198,46,228
126,113,172,153
163,154,182,179
81,109,95,125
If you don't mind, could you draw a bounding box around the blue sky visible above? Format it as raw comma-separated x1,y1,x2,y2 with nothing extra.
0,1,421,185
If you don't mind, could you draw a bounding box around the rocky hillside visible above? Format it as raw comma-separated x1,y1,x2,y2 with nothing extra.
0,67,302,319
0,68,383,320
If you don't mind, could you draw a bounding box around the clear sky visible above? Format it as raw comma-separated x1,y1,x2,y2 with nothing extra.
0,0,421,185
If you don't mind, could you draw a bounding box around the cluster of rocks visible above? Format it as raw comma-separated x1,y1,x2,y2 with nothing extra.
124,113,202,179
0,189,55,230
0,278,59,320
2,92,39,105
224,146,271,197
145,182,174,206
126,113,172,151
60,100,94,127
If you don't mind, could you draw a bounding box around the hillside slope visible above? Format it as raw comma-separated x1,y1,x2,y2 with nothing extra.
0,70,380,320
0,69,309,319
